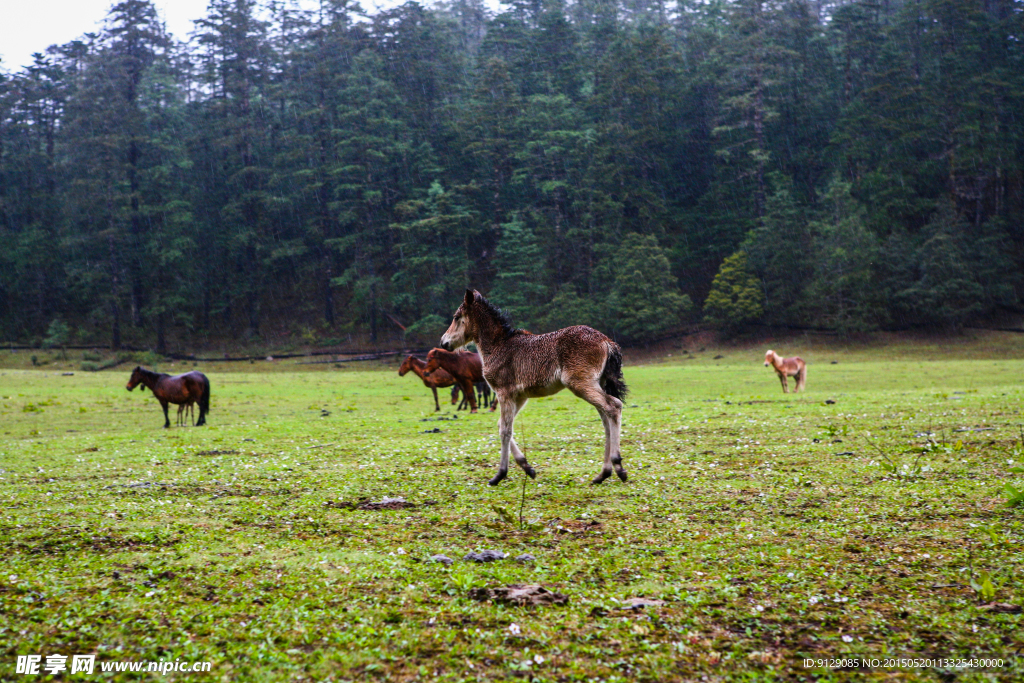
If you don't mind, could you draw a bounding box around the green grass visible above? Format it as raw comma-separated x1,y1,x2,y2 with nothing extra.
1,340,1022,681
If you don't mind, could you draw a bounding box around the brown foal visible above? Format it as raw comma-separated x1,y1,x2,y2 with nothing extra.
440,290,628,486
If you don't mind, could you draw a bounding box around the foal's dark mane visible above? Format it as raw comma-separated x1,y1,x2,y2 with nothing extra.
474,297,521,340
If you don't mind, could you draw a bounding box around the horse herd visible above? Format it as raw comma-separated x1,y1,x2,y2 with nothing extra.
125,290,807,486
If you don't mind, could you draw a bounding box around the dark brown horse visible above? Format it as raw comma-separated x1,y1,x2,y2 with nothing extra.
422,347,492,413
399,355,464,411
439,290,628,485
126,366,211,428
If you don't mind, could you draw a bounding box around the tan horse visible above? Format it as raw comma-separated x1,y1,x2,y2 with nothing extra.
764,349,807,393
440,289,628,486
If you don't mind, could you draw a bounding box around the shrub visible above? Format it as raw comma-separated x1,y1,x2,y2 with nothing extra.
43,319,70,349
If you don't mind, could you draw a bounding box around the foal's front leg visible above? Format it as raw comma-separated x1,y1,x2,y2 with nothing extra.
507,396,535,478
491,393,518,486
778,373,789,394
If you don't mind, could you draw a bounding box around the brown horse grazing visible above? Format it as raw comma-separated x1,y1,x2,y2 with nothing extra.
440,290,628,486
422,348,491,413
764,349,807,393
399,355,466,412
126,366,211,428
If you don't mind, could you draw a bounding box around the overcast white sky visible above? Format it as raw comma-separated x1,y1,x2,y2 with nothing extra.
0,0,453,73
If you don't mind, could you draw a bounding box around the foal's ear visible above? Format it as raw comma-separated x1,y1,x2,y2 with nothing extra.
464,289,474,305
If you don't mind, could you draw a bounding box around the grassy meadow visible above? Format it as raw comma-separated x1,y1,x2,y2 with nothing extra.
1,335,1022,681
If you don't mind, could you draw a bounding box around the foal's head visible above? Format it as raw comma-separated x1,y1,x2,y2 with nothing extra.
441,289,519,350
126,366,147,391
398,356,415,376
440,290,480,350
764,350,776,367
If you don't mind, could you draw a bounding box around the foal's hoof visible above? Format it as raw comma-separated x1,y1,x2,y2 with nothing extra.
591,470,613,485
489,471,507,486
616,469,629,482
524,467,537,479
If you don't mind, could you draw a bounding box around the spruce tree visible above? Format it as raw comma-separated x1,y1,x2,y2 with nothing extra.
609,233,692,343
703,252,764,333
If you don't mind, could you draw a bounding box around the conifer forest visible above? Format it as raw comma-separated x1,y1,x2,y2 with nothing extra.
1,0,1022,350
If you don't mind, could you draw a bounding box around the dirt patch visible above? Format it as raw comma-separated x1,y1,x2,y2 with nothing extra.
549,519,603,535
469,584,569,606
323,496,437,511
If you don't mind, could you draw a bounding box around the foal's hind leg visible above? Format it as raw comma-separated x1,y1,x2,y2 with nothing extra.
570,382,625,484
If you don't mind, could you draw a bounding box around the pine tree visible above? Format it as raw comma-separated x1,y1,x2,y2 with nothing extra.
489,215,547,326
804,181,880,333
194,0,275,338
390,181,477,335
0,52,69,337
279,0,363,325
106,0,170,329
703,251,764,332
742,177,812,323
329,51,427,342
712,0,792,220
609,233,692,343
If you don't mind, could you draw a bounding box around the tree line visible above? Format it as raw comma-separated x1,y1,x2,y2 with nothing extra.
1,0,1021,350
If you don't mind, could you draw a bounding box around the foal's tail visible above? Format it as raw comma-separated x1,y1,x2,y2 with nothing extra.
600,344,629,400
797,362,808,391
